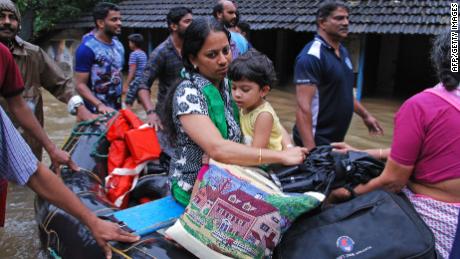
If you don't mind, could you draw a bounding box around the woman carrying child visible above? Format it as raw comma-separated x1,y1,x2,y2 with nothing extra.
162,17,308,206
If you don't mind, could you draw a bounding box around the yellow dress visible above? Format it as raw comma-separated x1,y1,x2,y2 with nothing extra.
240,101,283,151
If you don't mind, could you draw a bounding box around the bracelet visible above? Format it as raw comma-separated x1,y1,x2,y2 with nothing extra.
378,148,383,160
258,148,262,164
146,108,156,115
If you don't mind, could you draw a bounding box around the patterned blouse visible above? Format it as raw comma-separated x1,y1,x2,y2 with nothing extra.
170,73,241,192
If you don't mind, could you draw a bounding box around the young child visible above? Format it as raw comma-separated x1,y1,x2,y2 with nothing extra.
229,50,293,151
124,33,147,107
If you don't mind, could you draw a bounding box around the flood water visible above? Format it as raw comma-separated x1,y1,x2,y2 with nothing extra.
0,89,401,258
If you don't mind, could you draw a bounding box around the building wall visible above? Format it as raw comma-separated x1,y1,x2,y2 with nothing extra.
40,29,87,77
40,28,171,75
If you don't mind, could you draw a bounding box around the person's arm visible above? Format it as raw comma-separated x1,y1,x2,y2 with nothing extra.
331,97,425,202
123,62,137,95
74,72,113,114
330,158,413,202
331,142,390,160
295,84,317,150
75,104,98,122
353,98,384,135
250,112,273,149
38,48,96,121
27,163,139,259
251,111,293,149
280,124,293,149
180,114,307,166
1,105,137,258
74,44,114,114
123,64,136,93
138,88,162,130
293,50,323,150
6,94,79,173
137,49,164,130
355,158,413,194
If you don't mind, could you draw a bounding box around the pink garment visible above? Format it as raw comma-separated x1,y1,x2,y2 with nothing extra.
403,188,460,258
390,83,460,184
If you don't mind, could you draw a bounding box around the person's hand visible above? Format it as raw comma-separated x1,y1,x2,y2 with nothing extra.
327,187,352,204
147,112,163,131
76,106,98,122
281,146,309,165
48,146,79,175
97,103,116,115
331,142,358,154
362,115,384,136
87,218,140,259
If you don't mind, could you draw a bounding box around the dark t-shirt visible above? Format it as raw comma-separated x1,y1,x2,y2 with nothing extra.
293,35,354,145
0,43,24,98
138,37,184,111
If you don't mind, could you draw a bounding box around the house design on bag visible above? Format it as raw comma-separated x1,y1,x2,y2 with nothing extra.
192,185,281,251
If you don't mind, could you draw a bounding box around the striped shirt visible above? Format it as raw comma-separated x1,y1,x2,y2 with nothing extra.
128,49,147,79
0,106,38,185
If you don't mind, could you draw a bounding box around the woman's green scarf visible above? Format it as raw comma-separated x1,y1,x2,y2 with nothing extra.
180,69,239,139
202,80,240,139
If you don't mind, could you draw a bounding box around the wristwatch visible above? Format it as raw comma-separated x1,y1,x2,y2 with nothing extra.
67,95,84,115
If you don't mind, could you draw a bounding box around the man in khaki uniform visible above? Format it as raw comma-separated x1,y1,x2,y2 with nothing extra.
0,0,95,160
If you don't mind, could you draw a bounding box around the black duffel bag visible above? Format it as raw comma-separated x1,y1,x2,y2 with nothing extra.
274,190,437,259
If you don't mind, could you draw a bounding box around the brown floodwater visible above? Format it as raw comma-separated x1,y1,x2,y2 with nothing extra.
0,89,401,258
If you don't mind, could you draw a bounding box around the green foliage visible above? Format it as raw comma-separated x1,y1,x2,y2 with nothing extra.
204,217,213,230
266,194,321,222
14,0,120,35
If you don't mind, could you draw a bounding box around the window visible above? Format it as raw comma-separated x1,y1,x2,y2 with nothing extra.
260,223,269,232
219,219,231,232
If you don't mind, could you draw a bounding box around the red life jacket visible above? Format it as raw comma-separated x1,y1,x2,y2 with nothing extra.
105,109,161,208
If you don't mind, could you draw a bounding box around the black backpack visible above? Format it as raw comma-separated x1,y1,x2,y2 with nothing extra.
274,190,438,259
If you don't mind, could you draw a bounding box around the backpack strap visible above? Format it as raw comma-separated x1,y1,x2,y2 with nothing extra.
424,88,460,112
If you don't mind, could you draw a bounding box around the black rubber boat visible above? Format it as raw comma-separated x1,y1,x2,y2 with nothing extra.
34,117,195,259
